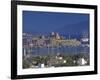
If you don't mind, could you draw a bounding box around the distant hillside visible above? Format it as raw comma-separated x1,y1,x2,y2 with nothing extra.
23,20,89,40
54,20,89,37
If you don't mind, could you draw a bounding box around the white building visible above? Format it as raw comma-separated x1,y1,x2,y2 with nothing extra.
77,58,87,66
38,63,45,68
81,38,89,42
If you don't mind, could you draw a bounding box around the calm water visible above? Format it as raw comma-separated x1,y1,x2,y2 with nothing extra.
29,46,89,56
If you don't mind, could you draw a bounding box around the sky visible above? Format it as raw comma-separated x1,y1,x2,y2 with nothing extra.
23,11,89,36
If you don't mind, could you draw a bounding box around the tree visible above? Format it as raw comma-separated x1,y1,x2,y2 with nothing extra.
23,59,31,68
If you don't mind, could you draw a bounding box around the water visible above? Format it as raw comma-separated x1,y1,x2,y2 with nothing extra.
30,45,89,56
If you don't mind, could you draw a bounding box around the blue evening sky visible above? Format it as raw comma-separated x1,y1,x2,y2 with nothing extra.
23,11,89,36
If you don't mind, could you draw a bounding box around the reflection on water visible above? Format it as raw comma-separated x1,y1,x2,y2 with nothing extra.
24,45,89,56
